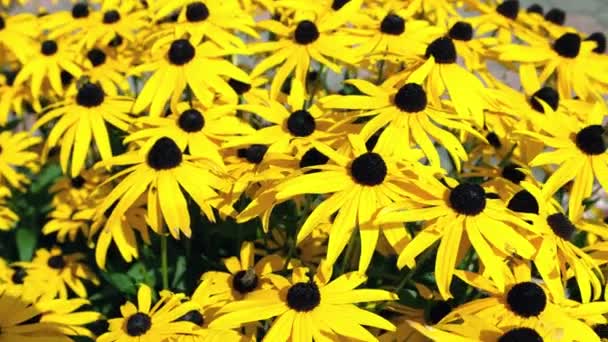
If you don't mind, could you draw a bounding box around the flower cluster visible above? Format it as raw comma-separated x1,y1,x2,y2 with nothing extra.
1,0,608,341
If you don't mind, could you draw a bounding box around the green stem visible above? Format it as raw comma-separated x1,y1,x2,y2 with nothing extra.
307,65,325,107
161,234,169,289
376,59,385,84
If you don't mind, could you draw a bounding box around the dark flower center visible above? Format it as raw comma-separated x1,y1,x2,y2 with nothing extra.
126,312,152,336
76,83,105,107
380,14,405,35
71,176,86,189
287,110,316,137
61,71,73,86
41,40,58,56
186,2,210,22
11,266,27,284
449,21,473,41
449,183,486,216
178,310,204,326
547,213,576,240
87,48,107,67
530,87,559,112
545,8,565,25
232,269,259,294
72,3,90,18
425,37,457,64
394,83,427,112
506,282,547,317
331,0,350,10
350,152,387,186
496,0,520,20
586,32,606,53
168,39,195,65
287,281,321,312
47,255,66,269
237,145,268,164
178,109,205,132
527,4,543,15
486,132,502,148
294,20,320,45
507,190,539,214
575,125,606,155
147,137,183,170
425,301,451,325
553,33,581,58
499,328,543,342
501,163,525,184
103,10,121,24
0,17,5,30
228,78,251,95
108,34,124,47
299,147,329,170
593,323,608,338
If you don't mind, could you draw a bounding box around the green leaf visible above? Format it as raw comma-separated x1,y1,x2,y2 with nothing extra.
30,163,62,194
16,227,37,261
102,272,137,295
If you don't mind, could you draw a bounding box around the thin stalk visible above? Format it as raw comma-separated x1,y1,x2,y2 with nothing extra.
161,234,169,289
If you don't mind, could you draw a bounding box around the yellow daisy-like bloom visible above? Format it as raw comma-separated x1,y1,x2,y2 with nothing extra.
464,0,539,44
0,286,97,341
249,5,359,99
13,38,82,110
98,284,201,342
0,13,38,62
386,0,459,26
377,176,537,299
132,36,249,116
80,46,130,96
0,131,41,189
33,82,133,176
79,1,148,49
90,195,150,269
97,136,229,239
18,247,99,300
346,5,441,63
126,101,252,166
494,31,605,100
210,265,398,341
198,241,286,305
321,78,480,170
0,71,31,125
445,19,499,70
255,225,328,267
451,264,608,342
272,134,417,272
155,0,257,49
226,80,341,154
220,73,269,106
507,182,603,303
518,102,608,221
42,2,97,40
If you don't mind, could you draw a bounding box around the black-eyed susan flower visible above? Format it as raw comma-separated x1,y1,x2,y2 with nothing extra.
126,100,252,166
377,176,537,299
0,184,17,230
80,46,130,95
33,82,133,176
249,6,359,99
18,247,99,300
132,36,249,116
0,131,40,189
210,265,398,341
80,1,148,49
42,2,96,40
465,0,539,44
321,79,481,170
13,38,82,110
271,134,420,272
98,284,201,342
518,102,608,221
198,241,285,305
156,0,257,49
33,296,102,339
0,70,31,125
452,264,608,341
226,80,342,154
97,136,229,239
0,12,38,62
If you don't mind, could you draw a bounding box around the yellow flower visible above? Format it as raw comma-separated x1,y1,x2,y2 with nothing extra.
0,71,32,125
33,82,134,176
0,131,41,189
210,265,398,341
132,36,249,116
0,13,38,62
98,284,201,342
377,176,537,299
